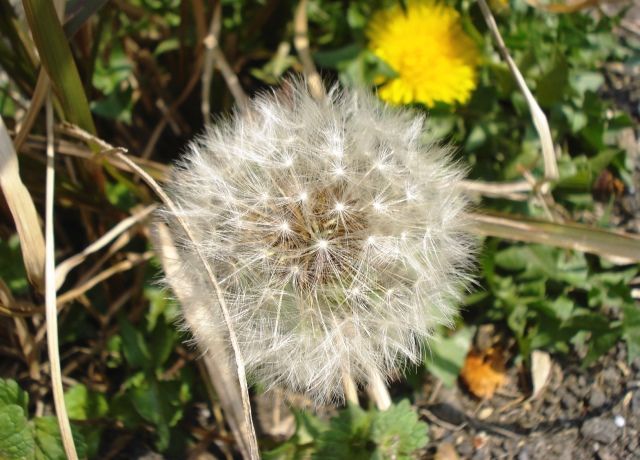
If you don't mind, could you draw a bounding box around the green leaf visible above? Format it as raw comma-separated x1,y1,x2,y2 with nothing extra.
536,54,568,107
370,400,428,459
622,304,640,362
128,378,186,451
425,327,474,387
314,405,373,460
263,410,327,460
0,235,29,294
0,404,34,459
22,0,96,134
119,317,151,369
64,384,108,421
0,378,29,413
32,416,86,460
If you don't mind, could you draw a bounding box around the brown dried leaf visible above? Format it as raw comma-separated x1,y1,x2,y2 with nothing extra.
460,348,507,399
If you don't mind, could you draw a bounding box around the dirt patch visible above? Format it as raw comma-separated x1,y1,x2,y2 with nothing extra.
418,342,640,459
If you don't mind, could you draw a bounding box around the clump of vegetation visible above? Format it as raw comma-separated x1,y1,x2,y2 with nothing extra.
0,0,638,458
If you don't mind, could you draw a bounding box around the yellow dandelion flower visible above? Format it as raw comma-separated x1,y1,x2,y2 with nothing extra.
367,1,480,107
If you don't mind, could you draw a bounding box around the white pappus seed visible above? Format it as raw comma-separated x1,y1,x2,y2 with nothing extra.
160,80,475,403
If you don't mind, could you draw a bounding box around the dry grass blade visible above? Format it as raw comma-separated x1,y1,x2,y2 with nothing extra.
0,114,45,290
154,223,252,459
470,212,640,263
13,69,49,152
477,0,559,186
44,95,78,459
111,151,259,459
460,179,532,201
294,0,325,101
526,0,600,13
55,204,157,289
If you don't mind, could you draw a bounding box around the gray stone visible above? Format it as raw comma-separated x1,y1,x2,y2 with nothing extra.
581,417,620,444
589,388,607,408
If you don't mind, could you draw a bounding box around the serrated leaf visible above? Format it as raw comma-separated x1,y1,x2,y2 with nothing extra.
0,404,34,459
370,400,428,459
0,378,29,413
314,406,373,460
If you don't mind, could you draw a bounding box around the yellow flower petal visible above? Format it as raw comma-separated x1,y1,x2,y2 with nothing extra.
367,0,480,107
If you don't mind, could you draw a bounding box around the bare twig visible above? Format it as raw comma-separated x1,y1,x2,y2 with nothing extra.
477,0,559,188
294,0,325,101
44,95,78,460
460,179,532,201
202,29,249,112
201,0,222,126
55,204,157,289
56,252,153,307
111,151,259,459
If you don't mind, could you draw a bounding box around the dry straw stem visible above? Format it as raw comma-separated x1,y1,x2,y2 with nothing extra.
0,114,45,291
44,95,78,460
294,0,325,101
154,223,252,459
470,212,640,264
477,0,559,187
111,150,259,459
55,204,157,289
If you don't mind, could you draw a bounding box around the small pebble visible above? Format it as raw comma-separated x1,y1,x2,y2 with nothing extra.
581,417,620,444
614,415,625,428
589,388,606,408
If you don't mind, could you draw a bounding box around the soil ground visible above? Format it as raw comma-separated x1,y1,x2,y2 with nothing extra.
419,342,640,460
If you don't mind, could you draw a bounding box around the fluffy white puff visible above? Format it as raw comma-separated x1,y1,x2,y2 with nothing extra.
160,81,474,403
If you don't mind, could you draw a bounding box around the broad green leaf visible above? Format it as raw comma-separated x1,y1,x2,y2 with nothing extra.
622,304,640,362
425,327,474,387
64,384,108,421
119,317,151,369
0,404,34,459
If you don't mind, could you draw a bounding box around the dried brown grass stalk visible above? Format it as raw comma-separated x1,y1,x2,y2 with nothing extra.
44,95,78,460
111,150,259,459
477,0,559,188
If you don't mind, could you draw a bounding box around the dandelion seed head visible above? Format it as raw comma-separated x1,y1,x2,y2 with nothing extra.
161,80,474,403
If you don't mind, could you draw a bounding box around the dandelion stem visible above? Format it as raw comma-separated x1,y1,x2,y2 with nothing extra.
368,368,391,410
